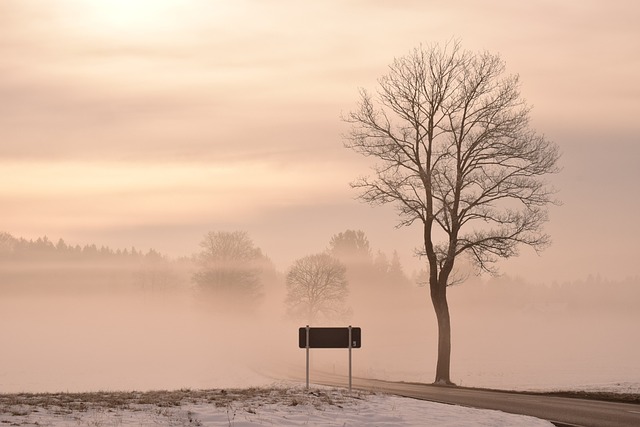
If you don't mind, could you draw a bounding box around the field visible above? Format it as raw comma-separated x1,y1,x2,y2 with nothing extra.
0,386,554,426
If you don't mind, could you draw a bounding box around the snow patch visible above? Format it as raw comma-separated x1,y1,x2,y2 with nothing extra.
0,386,553,426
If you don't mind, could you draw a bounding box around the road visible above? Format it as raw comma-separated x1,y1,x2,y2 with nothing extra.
312,373,640,427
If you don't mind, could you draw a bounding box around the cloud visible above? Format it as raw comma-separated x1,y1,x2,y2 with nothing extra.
0,159,356,230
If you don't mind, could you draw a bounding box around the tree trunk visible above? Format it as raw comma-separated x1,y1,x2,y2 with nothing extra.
430,284,453,385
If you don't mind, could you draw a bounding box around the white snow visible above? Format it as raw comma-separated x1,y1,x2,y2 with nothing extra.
0,385,553,426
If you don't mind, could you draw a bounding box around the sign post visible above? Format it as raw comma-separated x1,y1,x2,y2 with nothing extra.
305,325,310,390
299,326,361,392
348,325,352,392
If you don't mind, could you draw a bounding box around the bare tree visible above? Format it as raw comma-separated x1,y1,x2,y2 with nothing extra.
285,253,351,324
344,42,560,384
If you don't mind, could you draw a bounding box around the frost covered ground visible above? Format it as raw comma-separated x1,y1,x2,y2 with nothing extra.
0,386,553,427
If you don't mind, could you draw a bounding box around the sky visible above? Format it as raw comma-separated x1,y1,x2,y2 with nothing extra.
1,0,639,283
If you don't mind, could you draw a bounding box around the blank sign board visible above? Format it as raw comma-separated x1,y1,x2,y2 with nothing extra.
298,327,362,349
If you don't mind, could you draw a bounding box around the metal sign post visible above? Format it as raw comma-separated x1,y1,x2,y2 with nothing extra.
305,325,310,390
299,326,361,392
348,325,352,392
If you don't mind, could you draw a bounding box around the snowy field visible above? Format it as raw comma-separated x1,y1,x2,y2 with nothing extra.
0,386,553,427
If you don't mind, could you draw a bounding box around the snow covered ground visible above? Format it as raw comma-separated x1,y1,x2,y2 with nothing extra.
0,385,553,426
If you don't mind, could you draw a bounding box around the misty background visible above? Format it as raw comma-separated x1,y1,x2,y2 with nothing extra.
1,1,639,392
1,231,638,393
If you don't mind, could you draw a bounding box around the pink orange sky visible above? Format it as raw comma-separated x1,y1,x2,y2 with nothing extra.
1,0,639,282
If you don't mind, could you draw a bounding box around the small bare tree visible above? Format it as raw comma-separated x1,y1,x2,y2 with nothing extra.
344,42,560,384
285,253,351,324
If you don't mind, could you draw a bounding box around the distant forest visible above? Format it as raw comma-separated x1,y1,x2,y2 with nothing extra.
1,231,638,316
0,232,167,262
0,232,190,294
451,273,640,315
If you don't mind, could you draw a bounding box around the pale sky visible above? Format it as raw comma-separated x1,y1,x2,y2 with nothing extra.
1,0,639,283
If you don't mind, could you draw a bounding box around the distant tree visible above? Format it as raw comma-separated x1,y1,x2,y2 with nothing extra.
373,250,390,275
55,238,68,252
328,230,371,263
134,250,179,293
193,231,267,310
285,253,351,324
83,244,98,257
33,236,55,256
328,229,374,290
388,250,410,286
99,246,112,257
0,232,16,256
372,250,410,287
344,42,560,384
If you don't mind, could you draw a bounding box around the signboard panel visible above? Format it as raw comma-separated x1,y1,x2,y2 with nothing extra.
298,327,361,349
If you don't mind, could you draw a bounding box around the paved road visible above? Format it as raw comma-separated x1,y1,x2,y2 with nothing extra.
312,373,640,427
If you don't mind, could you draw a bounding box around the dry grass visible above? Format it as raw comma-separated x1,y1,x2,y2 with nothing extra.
0,386,368,420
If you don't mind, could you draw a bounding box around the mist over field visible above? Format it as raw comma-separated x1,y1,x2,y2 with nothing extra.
1,232,638,393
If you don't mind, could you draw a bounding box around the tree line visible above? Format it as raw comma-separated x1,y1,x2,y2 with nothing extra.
0,229,413,321
188,229,413,320
0,231,185,294
450,273,640,315
4,229,633,316
0,232,163,262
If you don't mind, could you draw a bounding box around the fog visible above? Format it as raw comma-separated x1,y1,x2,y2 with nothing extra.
1,0,639,394
1,237,638,393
